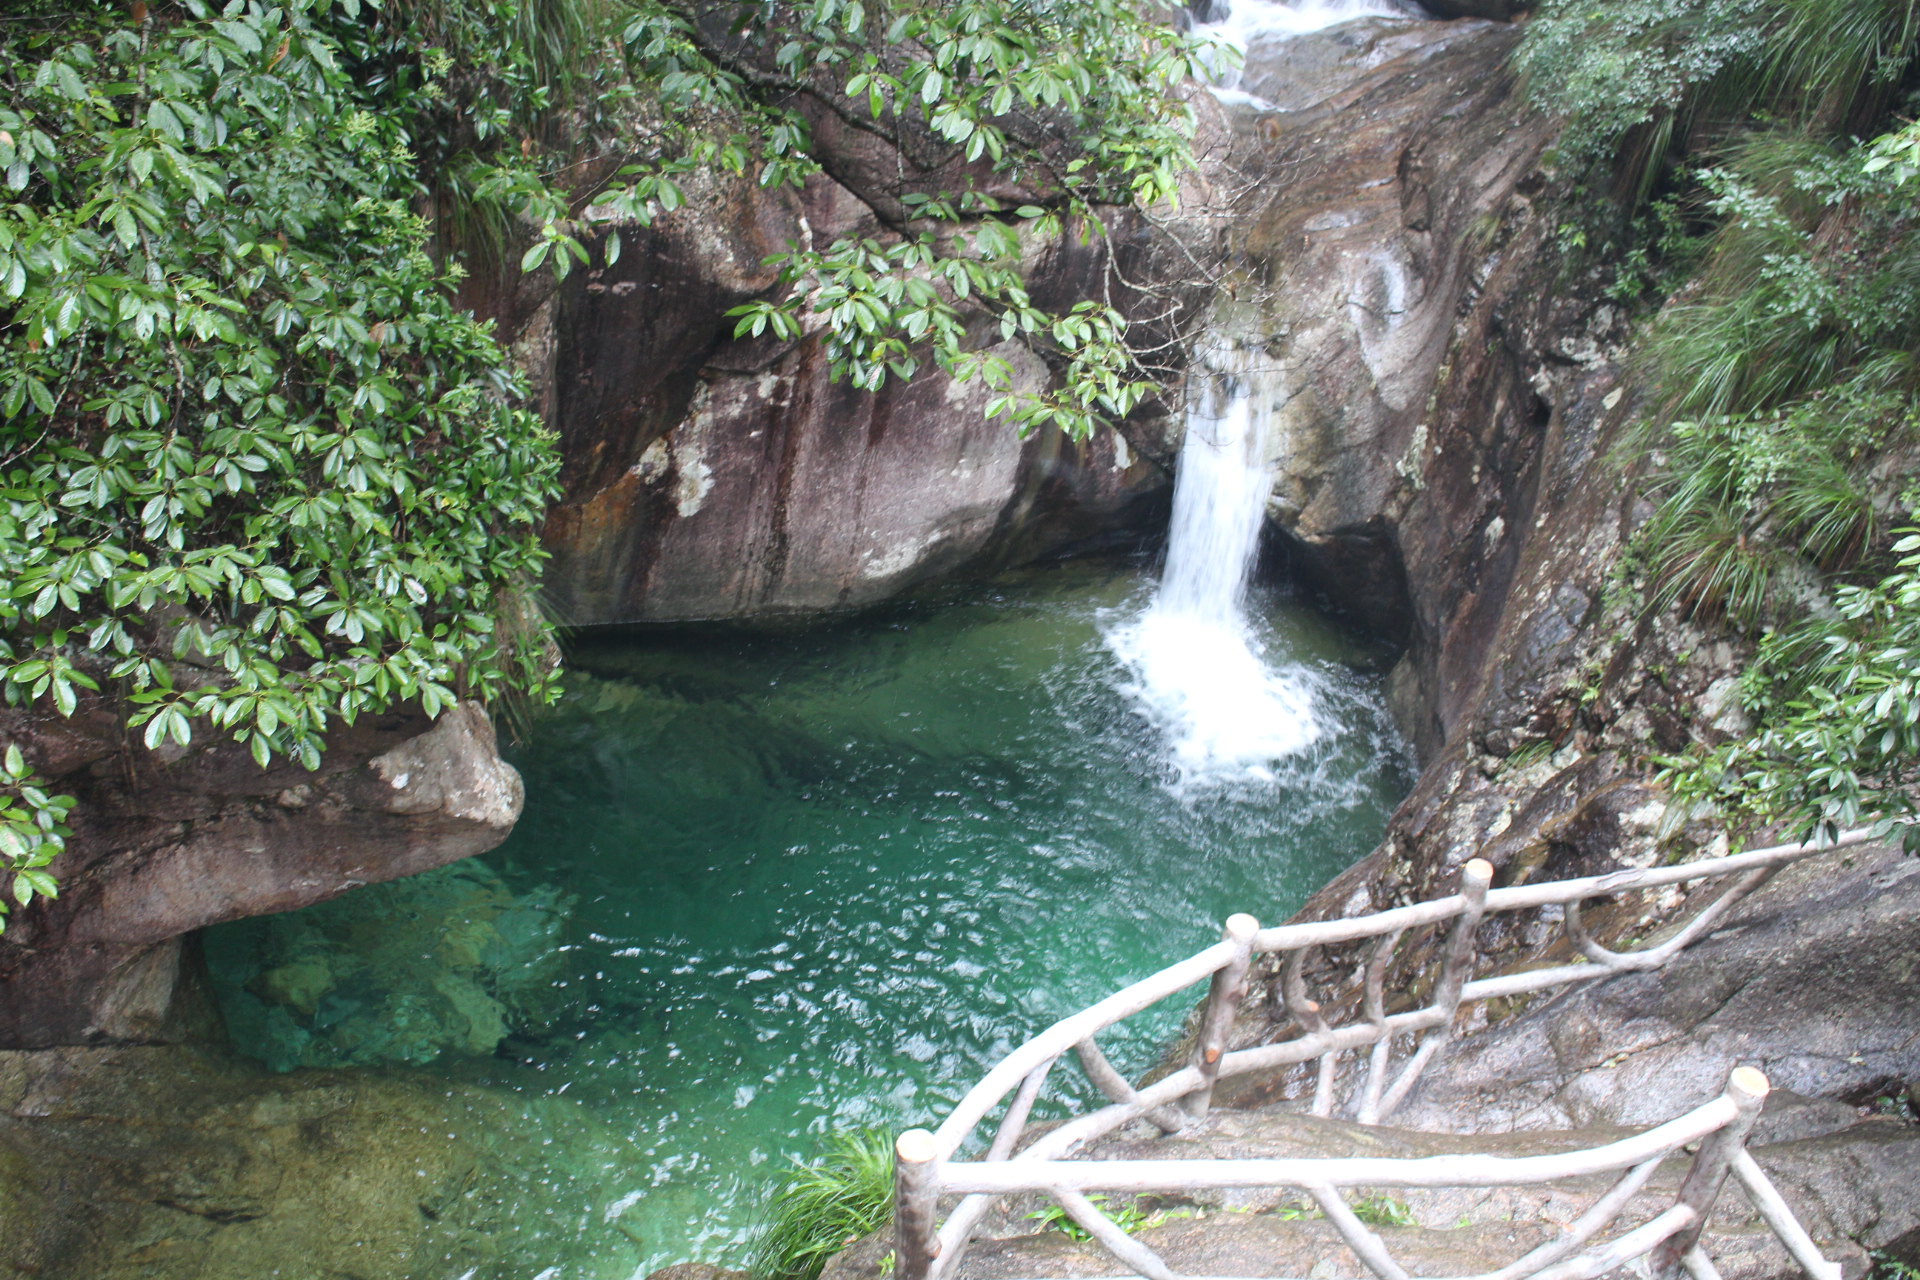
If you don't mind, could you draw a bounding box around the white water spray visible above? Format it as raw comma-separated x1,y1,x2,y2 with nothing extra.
1110,356,1324,787
1201,0,1419,48
1111,0,1423,785
1193,0,1426,100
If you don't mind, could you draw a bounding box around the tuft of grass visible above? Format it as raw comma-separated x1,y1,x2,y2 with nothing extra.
750,1130,896,1280
1027,1195,1156,1241
1351,1195,1417,1228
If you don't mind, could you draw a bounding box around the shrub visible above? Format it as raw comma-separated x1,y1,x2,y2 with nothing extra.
0,2,563,776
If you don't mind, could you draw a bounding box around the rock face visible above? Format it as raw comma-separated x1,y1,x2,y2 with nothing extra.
1217,17,1558,711
1213,9,1721,921
513,150,1197,626
0,702,523,1049
1396,843,1920,1135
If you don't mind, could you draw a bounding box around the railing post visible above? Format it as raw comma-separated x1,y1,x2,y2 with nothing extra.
1374,857,1493,1122
895,1129,942,1280
1652,1068,1770,1279
1185,912,1259,1121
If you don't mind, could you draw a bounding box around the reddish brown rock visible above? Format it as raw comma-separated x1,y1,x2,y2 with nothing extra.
0,702,521,1048
510,129,1203,626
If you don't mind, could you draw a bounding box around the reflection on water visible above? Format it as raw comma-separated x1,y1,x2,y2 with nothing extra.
206,559,1409,1278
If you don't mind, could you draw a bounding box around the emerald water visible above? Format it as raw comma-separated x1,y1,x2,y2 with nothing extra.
205,558,1409,1278
202,345,1411,1274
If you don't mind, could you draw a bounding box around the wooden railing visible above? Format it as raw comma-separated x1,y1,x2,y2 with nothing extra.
891,830,1873,1280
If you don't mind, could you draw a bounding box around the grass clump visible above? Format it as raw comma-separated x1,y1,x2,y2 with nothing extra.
751,1130,896,1280
1026,1195,1158,1241
1351,1195,1417,1228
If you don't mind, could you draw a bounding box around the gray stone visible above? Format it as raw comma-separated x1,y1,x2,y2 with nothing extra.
1395,843,1920,1133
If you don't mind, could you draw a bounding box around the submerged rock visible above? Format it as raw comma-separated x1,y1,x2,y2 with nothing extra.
205,861,573,1071
0,702,524,1049
0,1043,631,1280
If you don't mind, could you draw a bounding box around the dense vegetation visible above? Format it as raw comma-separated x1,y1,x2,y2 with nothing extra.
1517,0,1920,841
0,0,565,925
0,0,1214,922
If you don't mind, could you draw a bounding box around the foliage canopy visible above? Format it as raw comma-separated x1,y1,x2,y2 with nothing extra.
0,0,563,923
377,0,1219,438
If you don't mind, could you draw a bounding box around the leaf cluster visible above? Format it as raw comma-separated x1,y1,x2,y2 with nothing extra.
0,744,70,927
1634,139,1920,625
0,0,563,919
719,0,1214,438
361,0,1215,441
1662,527,1920,842
1520,0,1920,202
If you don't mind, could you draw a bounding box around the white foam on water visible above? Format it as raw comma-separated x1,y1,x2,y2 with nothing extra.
1110,356,1327,789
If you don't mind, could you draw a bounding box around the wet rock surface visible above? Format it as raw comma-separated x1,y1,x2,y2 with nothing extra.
1218,15,1559,730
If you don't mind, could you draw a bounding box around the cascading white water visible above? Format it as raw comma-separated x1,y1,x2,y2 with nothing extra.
1202,0,1420,48
1110,0,1429,787
1109,356,1325,787
1193,0,1426,99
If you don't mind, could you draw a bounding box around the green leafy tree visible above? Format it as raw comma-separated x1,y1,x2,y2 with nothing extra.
0,0,564,921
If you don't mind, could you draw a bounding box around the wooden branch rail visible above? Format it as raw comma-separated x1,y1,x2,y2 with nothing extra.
893,830,1872,1280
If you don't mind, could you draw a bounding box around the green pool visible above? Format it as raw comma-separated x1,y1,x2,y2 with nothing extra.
206,557,1409,1278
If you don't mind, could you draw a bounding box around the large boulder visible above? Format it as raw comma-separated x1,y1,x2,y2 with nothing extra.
0,701,522,1048
514,140,1203,626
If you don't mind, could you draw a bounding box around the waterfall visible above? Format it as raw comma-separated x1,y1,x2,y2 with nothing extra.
1193,0,1426,99
1205,0,1420,47
1110,355,1325,788
1201,0,1420,49
1106,0,1426,787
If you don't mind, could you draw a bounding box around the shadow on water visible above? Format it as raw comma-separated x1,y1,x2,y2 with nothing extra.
204,556,1411,1278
